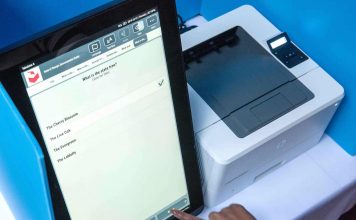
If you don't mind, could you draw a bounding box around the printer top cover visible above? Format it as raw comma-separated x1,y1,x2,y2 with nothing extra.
185,27,314,138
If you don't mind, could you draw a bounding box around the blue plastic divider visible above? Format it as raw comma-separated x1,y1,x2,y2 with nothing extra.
0,0,200,50
0,84,53,220
0,0,112,50
176,0,202,21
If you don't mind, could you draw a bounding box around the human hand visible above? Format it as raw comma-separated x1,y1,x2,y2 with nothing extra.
171,204,256,220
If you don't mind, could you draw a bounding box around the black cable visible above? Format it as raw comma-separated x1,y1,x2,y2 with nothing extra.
177,14,185,29
177,14,198,34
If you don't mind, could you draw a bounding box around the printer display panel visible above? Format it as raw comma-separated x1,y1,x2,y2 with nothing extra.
20,9,189,220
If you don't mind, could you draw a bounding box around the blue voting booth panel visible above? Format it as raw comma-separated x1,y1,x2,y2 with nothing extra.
176,0,202,21
0,0,113,50
200,0,356,155
0,84,53,220
0,0,198,50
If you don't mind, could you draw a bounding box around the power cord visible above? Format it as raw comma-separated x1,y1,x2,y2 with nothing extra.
177,14,198,34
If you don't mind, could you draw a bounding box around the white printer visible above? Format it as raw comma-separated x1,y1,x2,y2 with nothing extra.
181,5,344,207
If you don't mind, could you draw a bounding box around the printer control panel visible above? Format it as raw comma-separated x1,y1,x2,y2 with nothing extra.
267,32,308,68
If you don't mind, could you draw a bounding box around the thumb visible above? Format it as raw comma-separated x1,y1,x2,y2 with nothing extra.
171,208,201,220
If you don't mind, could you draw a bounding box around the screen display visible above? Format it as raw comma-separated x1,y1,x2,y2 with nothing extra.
20,9,190,220
270,36,287,49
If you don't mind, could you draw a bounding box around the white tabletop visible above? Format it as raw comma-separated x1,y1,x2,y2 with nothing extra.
197,135,356,220
0,193,15,220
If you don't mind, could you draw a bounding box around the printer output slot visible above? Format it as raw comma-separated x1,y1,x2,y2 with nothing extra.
183,26,239,68
223,80,314,138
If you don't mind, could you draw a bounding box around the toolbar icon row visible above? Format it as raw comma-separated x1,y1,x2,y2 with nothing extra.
88,14,158,53
88,33,116,53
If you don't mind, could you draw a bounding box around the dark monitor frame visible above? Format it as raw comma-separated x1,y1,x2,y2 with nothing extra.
0,0,204,219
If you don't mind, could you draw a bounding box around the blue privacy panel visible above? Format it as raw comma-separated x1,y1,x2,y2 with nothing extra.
0,84,53,220
0,0,113,50
0,0,199,50
200,0,356,155
176,0,202,21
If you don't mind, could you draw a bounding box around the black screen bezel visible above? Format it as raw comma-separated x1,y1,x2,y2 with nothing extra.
0,0,204,218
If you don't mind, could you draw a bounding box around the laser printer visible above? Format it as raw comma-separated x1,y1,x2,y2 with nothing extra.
181,5,344,207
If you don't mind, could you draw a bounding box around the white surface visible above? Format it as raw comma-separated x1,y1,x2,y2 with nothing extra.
185,15,207,28
197,135,356,220
0,192,15,220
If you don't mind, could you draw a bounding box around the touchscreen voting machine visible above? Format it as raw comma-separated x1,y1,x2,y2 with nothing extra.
0,0,204,219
